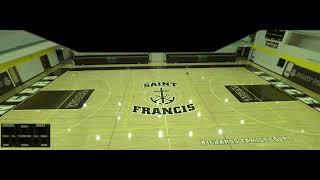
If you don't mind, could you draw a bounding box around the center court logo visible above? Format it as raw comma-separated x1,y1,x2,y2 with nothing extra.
132,82,196,115
150,87,175,105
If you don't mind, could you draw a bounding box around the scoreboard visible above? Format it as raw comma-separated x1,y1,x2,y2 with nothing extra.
1,124,50,148
265,30,286,41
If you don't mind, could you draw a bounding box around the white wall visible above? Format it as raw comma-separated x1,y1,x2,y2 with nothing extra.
62,48,73,60
150,53,164,62
251,30,320,75
47,51,59,67
291,30,320,37
251,30,290,74
0,31,45,53
15,58,44,82
297,37,320,52
0,41,58,65
285,31,320,64
252,49,285,74
281,44,320,64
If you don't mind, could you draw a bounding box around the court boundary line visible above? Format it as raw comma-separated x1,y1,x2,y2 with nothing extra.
156,68,171,150
56,90,76,109
107,71,132,150
240,85,289,124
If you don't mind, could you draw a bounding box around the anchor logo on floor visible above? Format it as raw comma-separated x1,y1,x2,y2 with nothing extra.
133,82,196,115
150,88,175,105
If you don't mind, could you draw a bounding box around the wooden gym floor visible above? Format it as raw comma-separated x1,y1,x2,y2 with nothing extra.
0,61,320,150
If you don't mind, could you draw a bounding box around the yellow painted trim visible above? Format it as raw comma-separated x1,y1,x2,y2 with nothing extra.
280,54,320,73
253,44,320,73
0,47,57,71
252,44,278,56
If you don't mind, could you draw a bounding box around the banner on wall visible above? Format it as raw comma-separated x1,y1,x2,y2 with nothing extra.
0,72,14,95
287,64,320,94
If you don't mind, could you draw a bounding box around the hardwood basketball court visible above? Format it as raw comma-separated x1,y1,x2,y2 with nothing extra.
1,61,319,150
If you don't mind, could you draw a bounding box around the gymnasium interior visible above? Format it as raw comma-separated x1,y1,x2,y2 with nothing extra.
0,30,319,150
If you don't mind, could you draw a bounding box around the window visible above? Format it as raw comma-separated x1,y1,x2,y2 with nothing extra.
277,58,286,68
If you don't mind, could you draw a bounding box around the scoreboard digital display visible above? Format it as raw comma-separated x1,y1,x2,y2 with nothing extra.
265,40,279,48
265,30,286,41
1,124,50,148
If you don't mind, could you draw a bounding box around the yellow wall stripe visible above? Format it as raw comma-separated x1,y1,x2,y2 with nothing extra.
252,44,278,56
280,54,320,73
252,44,320,73
0,47,57,71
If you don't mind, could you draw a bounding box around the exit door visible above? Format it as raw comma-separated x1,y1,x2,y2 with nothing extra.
8,67,21,86
150,53,165,62
56,50,64,62
40,55,51,69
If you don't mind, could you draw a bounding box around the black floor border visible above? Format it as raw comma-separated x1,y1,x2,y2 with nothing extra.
245,64,320,112
0,73,64,117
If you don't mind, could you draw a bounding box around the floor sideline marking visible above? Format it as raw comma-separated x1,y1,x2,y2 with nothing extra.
43,72,82,124
42,85,77,124
241,85,288,123
164,115,171,150
167,138,171,150
156,68,171,150
183,69,210,124
56,91,76,109
107,71,134,150
66,121,294,133
124,70,135,128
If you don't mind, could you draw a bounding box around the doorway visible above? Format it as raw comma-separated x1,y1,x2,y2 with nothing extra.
8,67,21,86
56,50,64,62
150,52,165,62
40,55,51,70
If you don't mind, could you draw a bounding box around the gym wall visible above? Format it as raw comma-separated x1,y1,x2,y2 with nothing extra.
62,48,74,60
15,58,44,83
0,31,45,53
250,30,320,75
0,39,59,85
250,30,320,95
47,51,59,67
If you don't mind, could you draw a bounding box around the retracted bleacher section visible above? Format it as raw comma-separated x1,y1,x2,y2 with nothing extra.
73,54,150,65
166,52,237,63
